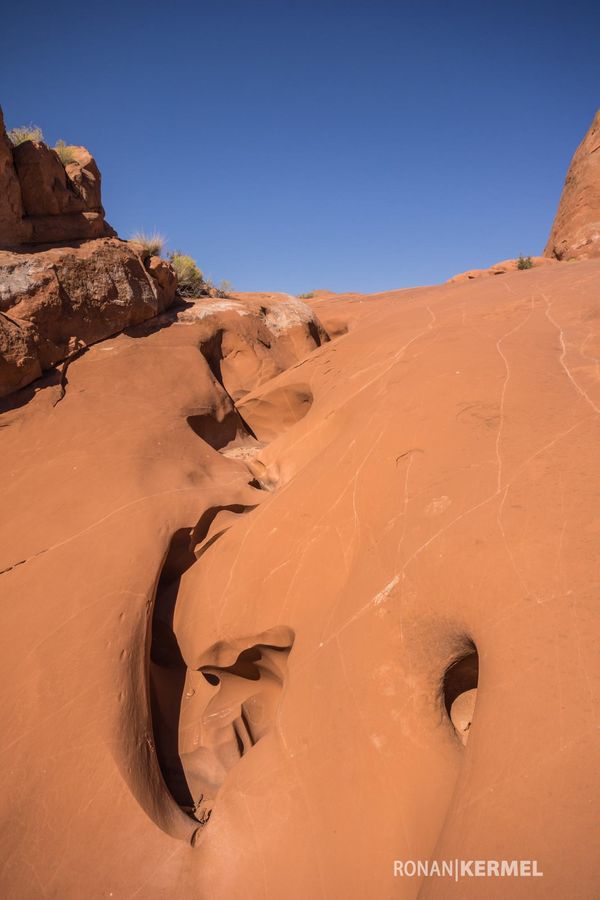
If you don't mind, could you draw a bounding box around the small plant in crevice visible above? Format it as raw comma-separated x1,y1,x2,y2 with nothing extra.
130,231,166,258
54,139,78,166
298,291,315,299
168,252,206,297
7,124,44,146
516,254,533,270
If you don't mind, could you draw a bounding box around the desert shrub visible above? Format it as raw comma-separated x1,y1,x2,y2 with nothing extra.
7,124,44,146
130,231,165,258
54,139,78,166
169,252,205,296
298,291,315,299
516,255,533,270
219,279,233,294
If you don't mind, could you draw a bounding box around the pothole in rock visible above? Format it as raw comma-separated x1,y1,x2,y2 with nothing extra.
442,645,479,746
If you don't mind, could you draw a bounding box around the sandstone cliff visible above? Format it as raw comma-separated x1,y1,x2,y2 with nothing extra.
545,109,600,260
0,107,182,397
0,106,115,247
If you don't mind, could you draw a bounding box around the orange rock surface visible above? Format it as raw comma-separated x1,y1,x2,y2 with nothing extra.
1,258,599,898
0,238,177,398
545,110,600,260
0,104,115,248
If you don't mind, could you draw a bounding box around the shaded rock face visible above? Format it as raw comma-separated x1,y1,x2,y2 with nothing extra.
0,107,29,245
0,238,178,397
0,105,115,247
1,260,599,898
147,255,178,308
545,109,600,260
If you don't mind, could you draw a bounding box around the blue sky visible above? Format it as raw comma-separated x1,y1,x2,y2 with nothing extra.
2,0,599,293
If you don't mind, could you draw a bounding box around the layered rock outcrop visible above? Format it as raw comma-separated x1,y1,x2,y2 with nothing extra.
0,105,115,247
0,107,181,397
544,109,600,260
0,108,29,246
0,238,177,397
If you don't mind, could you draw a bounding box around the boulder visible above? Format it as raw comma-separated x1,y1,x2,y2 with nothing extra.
64,146,103,209
0,312,40,396
146,255,178,310
0,238,177,397
545,109,600,260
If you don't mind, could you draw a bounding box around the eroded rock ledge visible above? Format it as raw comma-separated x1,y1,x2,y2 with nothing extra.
0,238,177,397
0,105,115,247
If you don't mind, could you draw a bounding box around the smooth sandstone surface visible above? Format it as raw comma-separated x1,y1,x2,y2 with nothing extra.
1,260,599,898
545,109,600,260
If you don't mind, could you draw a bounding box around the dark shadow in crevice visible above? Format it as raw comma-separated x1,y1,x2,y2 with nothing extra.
124,299,194,339
150,527,295,824
190,504,257,549
442,643,479,717
199,329,225,387
149,508,283,826
308,318,323,346
149,528,198,810
186,409,245,450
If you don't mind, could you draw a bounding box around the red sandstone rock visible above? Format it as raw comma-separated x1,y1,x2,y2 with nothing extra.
0,106,115,247
0,107,30,246
0,312,40,395
447,255,557,283
147,255,178,310
12,139,87,216
545,110,600,260
196,292,329,400
64,146,103,209
1,260,599,898
0,238,177,397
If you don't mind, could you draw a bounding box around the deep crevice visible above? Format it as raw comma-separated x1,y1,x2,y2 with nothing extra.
442,642,479,745
149,514,294,829
442,644,479,716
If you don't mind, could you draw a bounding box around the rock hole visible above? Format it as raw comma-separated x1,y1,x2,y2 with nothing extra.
236,383,314,442
442,644,479,746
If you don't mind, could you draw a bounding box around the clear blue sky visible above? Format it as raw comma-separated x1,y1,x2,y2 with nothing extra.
2,0,599,293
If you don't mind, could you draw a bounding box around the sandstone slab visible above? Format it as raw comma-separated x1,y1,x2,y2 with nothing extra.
1,260,599,897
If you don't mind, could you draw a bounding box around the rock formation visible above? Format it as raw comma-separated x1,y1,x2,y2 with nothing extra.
447,255,557,283
544,110,600,260
0,105,115,247
0,238,178,397
2,106,600,899
1,255,599,898
0,106,180,397
0,108,30,246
